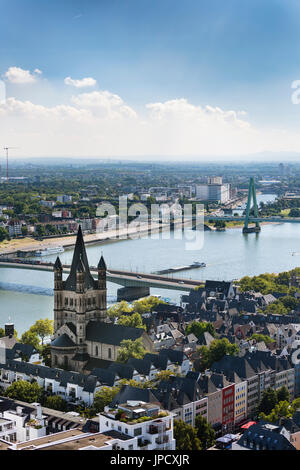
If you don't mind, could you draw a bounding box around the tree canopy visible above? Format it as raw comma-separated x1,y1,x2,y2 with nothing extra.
93,386,120,413
116,338,147,363
185,321,216,339
4,380,43,403
29,318,53,345
117,313,146,330
174,419,202,450
197,338,239,371
195,415,216,450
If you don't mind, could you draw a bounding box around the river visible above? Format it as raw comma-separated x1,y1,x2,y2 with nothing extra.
2,194,300,335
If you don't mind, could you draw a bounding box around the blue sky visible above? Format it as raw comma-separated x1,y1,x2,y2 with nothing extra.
1,0,300,158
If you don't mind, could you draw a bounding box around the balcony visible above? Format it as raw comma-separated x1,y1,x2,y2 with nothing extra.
138,438,150,448
155,436,169,445
147,424,167,435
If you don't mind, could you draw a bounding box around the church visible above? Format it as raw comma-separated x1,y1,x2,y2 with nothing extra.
51,226,153,373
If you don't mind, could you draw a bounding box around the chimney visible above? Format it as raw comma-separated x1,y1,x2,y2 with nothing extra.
16,406,23,416
35,403,43,420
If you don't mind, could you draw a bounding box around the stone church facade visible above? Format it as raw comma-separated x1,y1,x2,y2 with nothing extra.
51,226,153,373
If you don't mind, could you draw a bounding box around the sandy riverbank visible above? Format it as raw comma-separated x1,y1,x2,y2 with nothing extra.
0,218,281,255
0,221,172,255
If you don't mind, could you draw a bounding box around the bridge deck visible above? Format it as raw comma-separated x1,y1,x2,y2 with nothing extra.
0,261,202,291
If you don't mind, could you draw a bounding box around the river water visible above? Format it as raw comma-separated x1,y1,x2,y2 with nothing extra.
1,194,300,335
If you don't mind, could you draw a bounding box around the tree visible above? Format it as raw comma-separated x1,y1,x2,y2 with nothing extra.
277,272,290,287
174,419,202,450
117,378,153,389
21,226,28,236
195,415,216,450
214,220,226,229
0,227,9,242
185,321,216,339
44,395,67,411
5,380,43,403
20,330,41,350
265,301,288,315
29,318,53,345
107,301,133,319
35,225,46,237
116,338,147,363
279,296,299,311
277,386,289,403
155,370,177,382
117,313,146,330
197,338,239,371
132,296,166,315
257,388,278,415
259,401,292,423
40,343,51,367
250,334,275,346
289,208,300,218
93,386,120,412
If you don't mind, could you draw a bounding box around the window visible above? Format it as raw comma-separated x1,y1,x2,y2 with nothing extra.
108,348,112,359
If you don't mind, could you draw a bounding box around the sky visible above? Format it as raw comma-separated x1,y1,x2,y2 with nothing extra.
1,0,300,159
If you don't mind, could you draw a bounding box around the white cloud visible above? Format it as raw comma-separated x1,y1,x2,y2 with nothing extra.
0,91,299,158
4,66,42,84
64,76,97,88
71,90,137,119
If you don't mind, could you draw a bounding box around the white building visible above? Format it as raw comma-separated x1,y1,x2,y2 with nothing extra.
1,403,46,443
99,401,176,450
196,182,230,203
57,195,72,203
0,417,17,443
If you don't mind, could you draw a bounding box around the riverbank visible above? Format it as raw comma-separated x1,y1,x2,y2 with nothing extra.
205,220,282,230
0,220,181,256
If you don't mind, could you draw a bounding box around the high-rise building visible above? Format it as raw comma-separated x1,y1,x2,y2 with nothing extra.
196,180,230,203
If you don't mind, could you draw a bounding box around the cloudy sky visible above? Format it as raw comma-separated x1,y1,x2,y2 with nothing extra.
1,0,300,159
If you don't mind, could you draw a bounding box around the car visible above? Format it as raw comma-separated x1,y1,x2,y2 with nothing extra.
178,281,184,284
137,275,142,279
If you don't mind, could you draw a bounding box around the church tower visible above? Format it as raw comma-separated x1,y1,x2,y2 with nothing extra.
51,226,107,371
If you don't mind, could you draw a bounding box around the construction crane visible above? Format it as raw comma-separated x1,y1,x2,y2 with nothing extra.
3,147,18,182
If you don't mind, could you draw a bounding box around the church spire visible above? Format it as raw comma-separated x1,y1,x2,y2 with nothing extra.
98,254,107,271
54,256,62,271
64,225,96,291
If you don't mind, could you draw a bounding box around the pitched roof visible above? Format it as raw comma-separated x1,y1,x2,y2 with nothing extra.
237,422,296,450
110,385,159,407
159,349,187,365
51,334,76,348
64,226,96,291
85,321,144,345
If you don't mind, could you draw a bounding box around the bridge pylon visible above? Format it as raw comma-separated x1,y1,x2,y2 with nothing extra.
243,177,261,234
